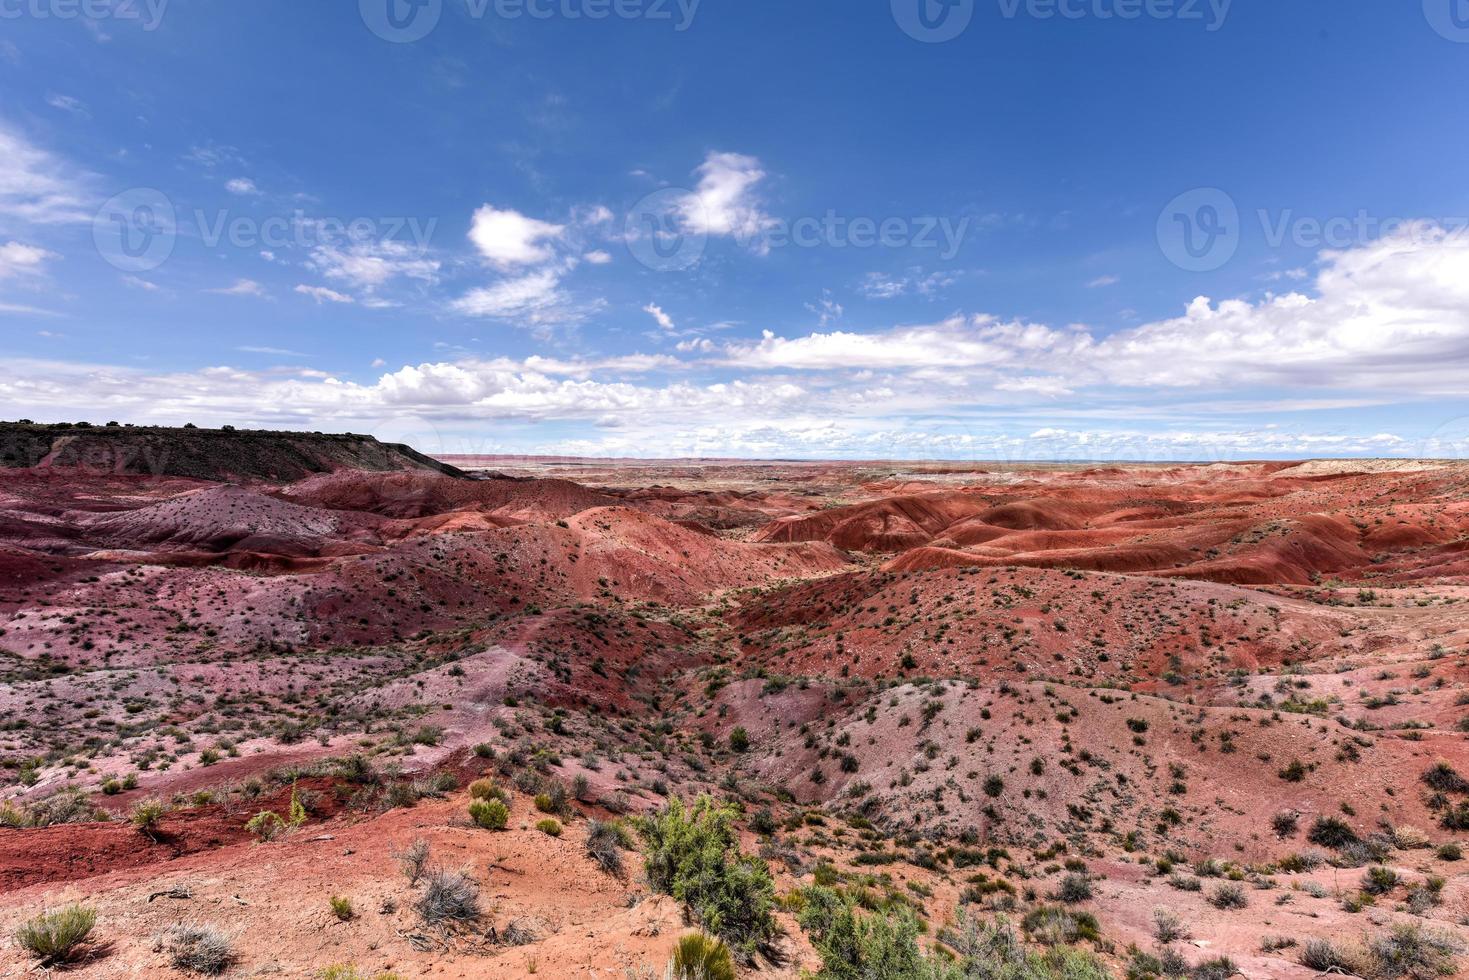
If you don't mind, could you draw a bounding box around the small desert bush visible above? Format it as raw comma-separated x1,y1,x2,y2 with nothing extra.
945,910,1109,979
1152,908,1188,944
320,967,406,980
246,782,307,841
1306,816,1358,849
468,778,506,803
1421,762,1469,793
668,932,737,980
469,798,509,830
799,886,955,979
131,797,166,835
162,924,233,975
1021,904,1102,945
1360,865,1400,896
397,838,431,884
535,817,563,837
586,818,630,877
638,795,779,963
15,905,96,963
1299,937,1364,975
329,896,354,921
1208,882,1248,910
1055,872,1092,903
415,870,481,926
1365,922,1462,979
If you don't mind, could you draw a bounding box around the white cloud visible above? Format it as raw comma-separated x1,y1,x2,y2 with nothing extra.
208,279,268,298
807,292,843,328
294,284,355,304
859,269,959,299
308,240,440,292
675,151,775,244
643,302,675,331
467,205,565,268
0,240,58,278
1087,275,1120,288
0,302,59,316
584,249,613,265
0,124,90,226
450,268,587,325
45,94,88,116
121,275,159,291
727,224,1469,398
225,177,261,196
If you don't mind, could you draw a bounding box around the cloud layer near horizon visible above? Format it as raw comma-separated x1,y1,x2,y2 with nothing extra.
6,223,1469,460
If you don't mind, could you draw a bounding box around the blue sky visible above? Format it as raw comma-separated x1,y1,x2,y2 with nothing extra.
2,0,1469,460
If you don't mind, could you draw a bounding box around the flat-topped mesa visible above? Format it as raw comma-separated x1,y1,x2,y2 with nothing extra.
0,421,466,482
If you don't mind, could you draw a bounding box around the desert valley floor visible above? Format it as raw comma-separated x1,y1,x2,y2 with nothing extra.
3,428,1469,978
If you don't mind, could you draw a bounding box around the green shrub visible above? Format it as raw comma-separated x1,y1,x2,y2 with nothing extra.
798,885,957,979
469,798,509,830
944,910,1108,979
1306,816,1358,849
669,932,737,980
130,798,166,836
14,905,96,963
536,818,563,837
245,781,307,841
638,795,778,963
329,896,354,921
1055,872,1092,903
1360,865,1400,895
729,727,750,753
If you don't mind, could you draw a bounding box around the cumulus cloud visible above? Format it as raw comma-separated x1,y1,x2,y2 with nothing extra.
7,223,1468,460
729,223,1469,398
225,177,261,196
643,302,675,331
674,151,775,245
0,240,58,278
468,205,565,268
